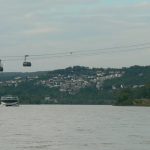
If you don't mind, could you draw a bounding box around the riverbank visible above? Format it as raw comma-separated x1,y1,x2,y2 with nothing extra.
133,99,150,106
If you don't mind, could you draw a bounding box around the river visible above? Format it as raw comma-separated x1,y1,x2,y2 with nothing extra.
0,105,150,150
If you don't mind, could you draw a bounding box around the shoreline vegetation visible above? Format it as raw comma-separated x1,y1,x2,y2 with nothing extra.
0,65,150,106
115,99,150,106
114,84,150,106
133,99,150,106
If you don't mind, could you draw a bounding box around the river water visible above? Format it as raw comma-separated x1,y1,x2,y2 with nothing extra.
0,105,150,150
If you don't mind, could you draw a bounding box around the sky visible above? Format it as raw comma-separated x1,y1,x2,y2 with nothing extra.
0,0,150,72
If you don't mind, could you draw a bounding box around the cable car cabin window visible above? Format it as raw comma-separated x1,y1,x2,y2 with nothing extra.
0,66,3,72
23,62,31,67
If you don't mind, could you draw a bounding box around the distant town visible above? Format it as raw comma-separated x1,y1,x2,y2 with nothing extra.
0,67,144,92
0,65,150,105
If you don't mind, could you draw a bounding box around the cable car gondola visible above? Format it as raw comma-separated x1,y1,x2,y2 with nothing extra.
0,60,3,72
23,55,31,67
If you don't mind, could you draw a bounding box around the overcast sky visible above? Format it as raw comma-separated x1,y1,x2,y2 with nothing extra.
0,0,150,72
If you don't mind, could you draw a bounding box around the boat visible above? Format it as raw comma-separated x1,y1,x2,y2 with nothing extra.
1,95,19,106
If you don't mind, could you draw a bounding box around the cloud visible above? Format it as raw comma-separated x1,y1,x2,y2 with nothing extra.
24,27,59,35
133,1,150,9
44,0,99,5
0,0,150,71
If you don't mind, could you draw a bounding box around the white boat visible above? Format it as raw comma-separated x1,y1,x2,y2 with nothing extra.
1,95,19,106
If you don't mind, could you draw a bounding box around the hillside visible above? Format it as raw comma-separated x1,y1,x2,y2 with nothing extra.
0,65,150,105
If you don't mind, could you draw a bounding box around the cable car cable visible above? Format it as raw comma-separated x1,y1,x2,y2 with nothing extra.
0,42,150,62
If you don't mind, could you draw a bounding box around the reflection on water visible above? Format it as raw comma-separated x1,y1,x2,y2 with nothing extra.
0,105,150,150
